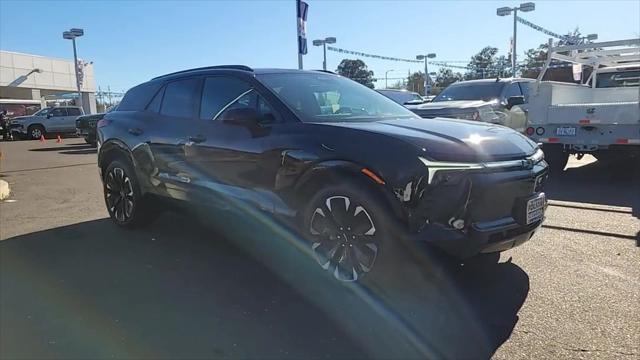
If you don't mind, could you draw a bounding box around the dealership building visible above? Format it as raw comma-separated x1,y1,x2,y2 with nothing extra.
0,50,97,114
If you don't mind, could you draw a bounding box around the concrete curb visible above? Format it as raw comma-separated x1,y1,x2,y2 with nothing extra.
0,179,10,200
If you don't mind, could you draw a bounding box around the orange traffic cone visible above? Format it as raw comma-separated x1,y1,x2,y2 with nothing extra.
39,135,45,142
56,135,62,144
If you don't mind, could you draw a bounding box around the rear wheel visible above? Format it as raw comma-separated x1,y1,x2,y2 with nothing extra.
103,159,160,228
302,182,400,282
28,125,45,140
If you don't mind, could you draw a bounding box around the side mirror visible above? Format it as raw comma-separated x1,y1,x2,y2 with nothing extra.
507,96,525,109
46,113,53,118
220,107,260,127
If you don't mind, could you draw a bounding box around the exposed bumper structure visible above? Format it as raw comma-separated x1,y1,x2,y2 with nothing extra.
412,216,543,259
406,153,548,259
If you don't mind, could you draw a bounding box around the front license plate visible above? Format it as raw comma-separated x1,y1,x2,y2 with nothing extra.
526,193,546,224
556,126,576,136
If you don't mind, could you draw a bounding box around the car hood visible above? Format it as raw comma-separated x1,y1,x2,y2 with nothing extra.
407,100,490,110
320,117,537,162
10,116,34,122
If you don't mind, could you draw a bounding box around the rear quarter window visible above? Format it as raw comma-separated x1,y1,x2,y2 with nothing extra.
117,81,163,111
67,108,82,116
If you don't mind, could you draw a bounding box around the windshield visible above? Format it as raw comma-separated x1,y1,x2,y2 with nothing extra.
596,70,640,88
257,73,417,122
379,91,423,104
434,82,505,102
33,107,51,116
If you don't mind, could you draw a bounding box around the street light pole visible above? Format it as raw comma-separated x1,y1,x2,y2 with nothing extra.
512,7,518,77
385,69,394,88
71,37,81,107
312,37,336,71
322,42,327,70
416,53,436,95
497,3,535,78
63,28,84,111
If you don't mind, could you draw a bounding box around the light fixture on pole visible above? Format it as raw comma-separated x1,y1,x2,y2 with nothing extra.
416,53,436,95
497,2,535,77
312,37,336,71
63,28,84,111
384,69,394,89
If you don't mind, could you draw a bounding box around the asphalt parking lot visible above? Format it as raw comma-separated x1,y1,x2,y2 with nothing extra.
1,138,638,359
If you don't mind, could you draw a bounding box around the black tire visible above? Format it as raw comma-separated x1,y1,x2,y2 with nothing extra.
544,146,569,174
84,137,97,147
27,125,45,140
302,181,406,282
103,159,160,228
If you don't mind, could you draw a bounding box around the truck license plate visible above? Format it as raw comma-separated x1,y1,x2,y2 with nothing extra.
555,127,576,136
526,193,546,224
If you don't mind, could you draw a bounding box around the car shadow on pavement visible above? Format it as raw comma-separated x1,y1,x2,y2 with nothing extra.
29,145,95,153
0,212,529,359
58,148,97,155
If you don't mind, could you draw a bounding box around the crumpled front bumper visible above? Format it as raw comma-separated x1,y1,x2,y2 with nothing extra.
411,216,543,259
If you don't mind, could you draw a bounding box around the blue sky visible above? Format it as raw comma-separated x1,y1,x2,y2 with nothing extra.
1,0,638,92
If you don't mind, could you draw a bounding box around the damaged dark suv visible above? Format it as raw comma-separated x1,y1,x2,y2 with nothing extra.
97,66,548,282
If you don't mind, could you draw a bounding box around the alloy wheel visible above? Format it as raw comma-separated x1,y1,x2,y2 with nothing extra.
105,167,135,223
31,128,42,139
309,196,379,282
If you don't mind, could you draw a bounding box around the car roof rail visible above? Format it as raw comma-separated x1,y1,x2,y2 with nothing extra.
314,69,337,75
151,65,253,80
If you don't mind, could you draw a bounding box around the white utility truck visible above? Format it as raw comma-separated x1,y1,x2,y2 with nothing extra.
525,38,640,173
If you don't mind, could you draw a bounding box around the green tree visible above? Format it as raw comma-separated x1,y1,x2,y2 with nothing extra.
434,68,463,88
465,46,499,80
405,71,425,94
520,28,592,81
335,59,376,88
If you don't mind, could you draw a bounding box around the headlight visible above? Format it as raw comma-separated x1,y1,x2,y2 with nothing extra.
458,111,480,120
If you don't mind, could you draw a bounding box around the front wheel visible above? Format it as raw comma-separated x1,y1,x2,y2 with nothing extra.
28,125,45,140
103,159,160,228
302,183,400,282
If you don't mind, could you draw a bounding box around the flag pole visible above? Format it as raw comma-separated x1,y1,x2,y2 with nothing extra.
296,0,303,69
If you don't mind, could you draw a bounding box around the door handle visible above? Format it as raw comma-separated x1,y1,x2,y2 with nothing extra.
188,134,206,143
128,128,143,136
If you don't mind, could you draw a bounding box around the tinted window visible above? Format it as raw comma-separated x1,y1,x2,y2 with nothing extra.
379,91,422,105
433,82,506,102
200,77,251,119
146,86,165,113
160,78,200,118
519,82,531,101
50,108,67,117
503,83,522,99
258,95,280,124
216,90,281,124
596,70,640,88
67,108,81,116
118,81,163,111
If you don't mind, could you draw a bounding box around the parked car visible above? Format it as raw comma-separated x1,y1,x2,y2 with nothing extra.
408,78,535,132
76,113,105,146
98,66,548,282
377,89,426,105
10,106,84,139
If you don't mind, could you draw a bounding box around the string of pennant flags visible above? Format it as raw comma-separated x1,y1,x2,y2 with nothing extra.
326,46,423,63
516,16,568,41
325,44,575,73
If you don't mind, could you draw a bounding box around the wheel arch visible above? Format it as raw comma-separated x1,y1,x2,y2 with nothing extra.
293,160,407,224
98,139,135,175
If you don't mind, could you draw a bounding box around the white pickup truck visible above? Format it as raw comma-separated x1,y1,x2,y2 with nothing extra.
525,39,640,173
